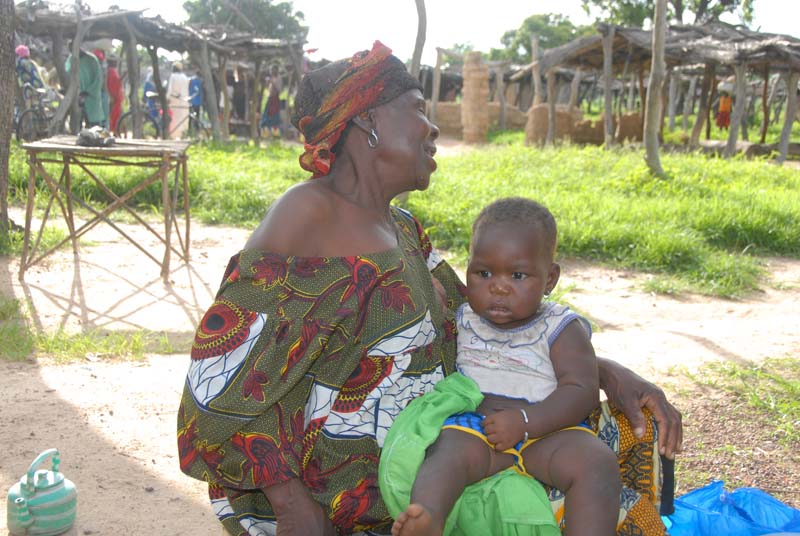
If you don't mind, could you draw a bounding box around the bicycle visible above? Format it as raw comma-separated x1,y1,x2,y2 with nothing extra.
116,91,211,140
15,83,60,142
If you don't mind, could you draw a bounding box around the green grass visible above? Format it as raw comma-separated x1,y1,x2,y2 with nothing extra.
698,358,800,444
0,294,183,362
8,135,800,297
406,141,799,297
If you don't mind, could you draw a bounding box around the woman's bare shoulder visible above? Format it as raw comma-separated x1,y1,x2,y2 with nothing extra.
245,182,333,254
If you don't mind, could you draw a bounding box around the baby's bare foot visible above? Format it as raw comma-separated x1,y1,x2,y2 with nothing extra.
391,503,442,536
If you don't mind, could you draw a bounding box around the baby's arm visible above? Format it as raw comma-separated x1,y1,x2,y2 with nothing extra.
482,320,598,451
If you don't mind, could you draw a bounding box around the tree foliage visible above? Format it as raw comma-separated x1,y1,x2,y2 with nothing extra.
489,14,591,63
580,0,754,26
183,0,307,41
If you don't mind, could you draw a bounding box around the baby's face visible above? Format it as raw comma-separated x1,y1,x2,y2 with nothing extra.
466,223,558,330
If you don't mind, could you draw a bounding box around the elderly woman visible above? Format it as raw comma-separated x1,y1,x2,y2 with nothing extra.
177,42,681,536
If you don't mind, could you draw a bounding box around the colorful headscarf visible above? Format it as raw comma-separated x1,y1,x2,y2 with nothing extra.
292,41,422,177
15,45,30,58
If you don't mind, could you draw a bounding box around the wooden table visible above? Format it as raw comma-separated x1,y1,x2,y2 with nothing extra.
19,135,192,281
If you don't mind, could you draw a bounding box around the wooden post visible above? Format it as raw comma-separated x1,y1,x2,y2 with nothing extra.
121,16,141,137
430,48,442,124
249,59,263,139
546,69,556,145
217,54,230,138
690,65,714,147
776,70,798,164
724,64,747,157
759,65,770,144
602,25,615,149
638,61,646,111
51,17,93,134
668,71,678,131
706,77,717,140
197,41,221,141
51,33,69,91
627,71,636,111
497,67,507,131
568,68,582,114
147,46,169,139
682,75,696,132
644,0,666,176
617,46,631,117
531,36,542,106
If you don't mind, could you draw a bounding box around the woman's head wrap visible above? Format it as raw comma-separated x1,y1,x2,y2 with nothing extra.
15,45,30,58
292,41,422,177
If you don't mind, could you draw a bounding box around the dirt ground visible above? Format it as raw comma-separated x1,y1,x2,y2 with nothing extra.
1,178,799,533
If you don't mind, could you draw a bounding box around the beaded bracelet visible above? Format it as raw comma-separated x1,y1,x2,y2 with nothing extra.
520,408,529,443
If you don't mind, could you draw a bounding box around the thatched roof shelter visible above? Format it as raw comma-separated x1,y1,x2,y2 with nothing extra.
14,0,305,140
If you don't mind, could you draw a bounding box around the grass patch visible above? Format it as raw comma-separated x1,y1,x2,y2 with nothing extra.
0,296,34,360
0,292,183,362
671,357,800,505
9,138,800,297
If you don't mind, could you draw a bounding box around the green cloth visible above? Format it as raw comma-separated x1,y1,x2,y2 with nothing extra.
66,52,105,125
379,373,561,536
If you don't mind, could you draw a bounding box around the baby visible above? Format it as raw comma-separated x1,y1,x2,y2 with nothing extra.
392,197,621,536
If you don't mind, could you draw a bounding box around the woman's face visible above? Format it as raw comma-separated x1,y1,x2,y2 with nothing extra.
373,89,439,192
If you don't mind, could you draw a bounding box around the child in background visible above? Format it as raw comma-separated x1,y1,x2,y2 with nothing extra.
392,197,621,536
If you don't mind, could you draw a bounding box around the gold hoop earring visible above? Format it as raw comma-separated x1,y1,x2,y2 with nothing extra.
368,128,379,148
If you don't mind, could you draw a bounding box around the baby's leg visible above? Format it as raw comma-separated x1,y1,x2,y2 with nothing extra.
521,430,621,536
391,428,516,536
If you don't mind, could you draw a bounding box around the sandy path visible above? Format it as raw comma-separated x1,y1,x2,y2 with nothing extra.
1,205,798,535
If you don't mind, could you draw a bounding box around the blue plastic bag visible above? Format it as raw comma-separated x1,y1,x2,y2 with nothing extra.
666,481,800,536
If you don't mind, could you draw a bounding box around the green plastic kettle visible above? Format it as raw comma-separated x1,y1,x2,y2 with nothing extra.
6,449,77,535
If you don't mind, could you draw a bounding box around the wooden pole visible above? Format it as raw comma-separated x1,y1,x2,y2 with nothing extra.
776,70,798,164
196,42,221,140
430,48,442,124
569,68,582,114
497,67,507,131
690,64,714,148
546,69,556,145
668,70,678,131
531,36,542,106
602,25,615,149
706,76,717,140
249,59,262,139
147,46,169,139
724,64,747,157
682,75,696,132
644,0,666,176
759,64,770,144
217,54,230,138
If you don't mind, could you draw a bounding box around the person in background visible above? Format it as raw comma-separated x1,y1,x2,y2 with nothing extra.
189,68,203,122
66,48,105,127
106,55,124,132
15,44,45,104
259,63,282,138
92,49,110,128
143,69,159,122
166,61,190,139
176,41,682,536
716,89,732,130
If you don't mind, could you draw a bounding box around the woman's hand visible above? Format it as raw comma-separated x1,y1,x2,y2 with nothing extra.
431,276,448,315
598,357,683,459
262,478,336,536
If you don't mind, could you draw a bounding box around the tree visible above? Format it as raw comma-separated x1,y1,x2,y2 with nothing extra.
183,0,308,41
410,0,426,78
581,0,754,26
644,0,667,177
489,14,588,63
0,0,15,237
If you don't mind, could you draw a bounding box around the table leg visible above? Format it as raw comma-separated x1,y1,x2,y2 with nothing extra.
183,155,190,260
64,155,78,255
20,152,37,280
161,153,172,280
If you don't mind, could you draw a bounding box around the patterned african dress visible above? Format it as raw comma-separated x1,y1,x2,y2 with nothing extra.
177,207,464,535
177,207,667,536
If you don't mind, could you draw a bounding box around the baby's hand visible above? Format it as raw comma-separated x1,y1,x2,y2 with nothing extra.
482,409,527,451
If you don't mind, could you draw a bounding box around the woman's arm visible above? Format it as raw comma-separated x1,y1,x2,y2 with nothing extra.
598,357,683,459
